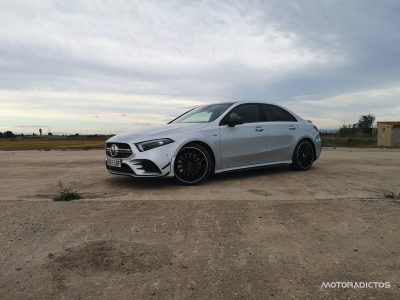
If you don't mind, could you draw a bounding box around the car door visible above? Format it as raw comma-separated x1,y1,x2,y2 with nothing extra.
260,104,299,162
219,103,268,169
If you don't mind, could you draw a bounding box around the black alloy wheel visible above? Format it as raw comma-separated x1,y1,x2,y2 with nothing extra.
174,144,212,185
292,140,315,171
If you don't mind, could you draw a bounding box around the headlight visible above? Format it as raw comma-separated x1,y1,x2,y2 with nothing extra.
135,138,175,152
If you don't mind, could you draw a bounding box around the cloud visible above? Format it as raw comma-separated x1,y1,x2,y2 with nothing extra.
16,124,48,128
287,86,400,128
0,0,399,132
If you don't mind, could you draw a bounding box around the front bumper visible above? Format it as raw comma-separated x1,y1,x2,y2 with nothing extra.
105,142,176,178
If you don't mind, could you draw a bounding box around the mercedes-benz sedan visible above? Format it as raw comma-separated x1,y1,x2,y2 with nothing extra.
105,101,321,185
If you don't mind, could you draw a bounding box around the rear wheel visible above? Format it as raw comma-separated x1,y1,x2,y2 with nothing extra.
292,140,315,171
174,144,212,185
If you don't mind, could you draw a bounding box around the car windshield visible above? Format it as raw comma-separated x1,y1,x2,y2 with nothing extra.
170,103,234,124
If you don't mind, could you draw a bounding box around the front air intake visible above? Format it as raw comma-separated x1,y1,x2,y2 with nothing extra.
131,160,161,175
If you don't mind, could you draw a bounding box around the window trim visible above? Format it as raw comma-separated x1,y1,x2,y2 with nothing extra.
168,108,196,124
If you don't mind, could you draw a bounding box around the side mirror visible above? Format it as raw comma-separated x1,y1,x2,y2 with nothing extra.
227,115,243,127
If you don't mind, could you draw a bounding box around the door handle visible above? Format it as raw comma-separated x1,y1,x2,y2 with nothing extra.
288,126,296,130
254,127,264,132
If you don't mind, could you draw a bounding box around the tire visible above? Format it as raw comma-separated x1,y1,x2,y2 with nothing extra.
291,140,315,171
174,143,212,185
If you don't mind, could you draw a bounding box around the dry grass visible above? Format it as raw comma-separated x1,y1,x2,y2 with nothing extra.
321,135,377,147
0,138,107,151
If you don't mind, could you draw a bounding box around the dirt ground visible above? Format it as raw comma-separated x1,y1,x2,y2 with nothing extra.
0,148,399,299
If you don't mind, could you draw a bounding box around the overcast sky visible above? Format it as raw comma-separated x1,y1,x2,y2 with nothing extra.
1,0,400,134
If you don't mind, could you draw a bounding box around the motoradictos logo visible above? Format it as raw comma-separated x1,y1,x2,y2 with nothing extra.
321,281,393,289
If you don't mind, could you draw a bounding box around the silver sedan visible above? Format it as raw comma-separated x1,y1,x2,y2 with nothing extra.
105,101,321,185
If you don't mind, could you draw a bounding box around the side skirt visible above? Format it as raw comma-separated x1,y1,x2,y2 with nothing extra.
215,160,292,174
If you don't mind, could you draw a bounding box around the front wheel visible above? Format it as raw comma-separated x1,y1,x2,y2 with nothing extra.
174,144,212,185
292,140,315,171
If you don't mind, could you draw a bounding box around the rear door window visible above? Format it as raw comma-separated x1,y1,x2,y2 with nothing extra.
260,104,297,122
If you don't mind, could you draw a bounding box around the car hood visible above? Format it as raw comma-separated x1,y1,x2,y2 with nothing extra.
107,123,210,142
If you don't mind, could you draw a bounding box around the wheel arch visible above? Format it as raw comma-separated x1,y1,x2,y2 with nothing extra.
180,140,216,172
296,137,317,160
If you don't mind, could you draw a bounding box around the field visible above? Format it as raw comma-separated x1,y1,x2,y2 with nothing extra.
0,137,107,151
0,133,380,151
1,148,400,299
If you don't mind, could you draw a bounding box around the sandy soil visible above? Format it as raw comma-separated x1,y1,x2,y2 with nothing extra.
0,148,399,299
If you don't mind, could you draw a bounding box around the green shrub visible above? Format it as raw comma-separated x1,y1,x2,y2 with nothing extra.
53,190,82,201
384,192,400,200
53,180,82,201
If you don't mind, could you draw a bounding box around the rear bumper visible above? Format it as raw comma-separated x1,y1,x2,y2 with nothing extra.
315,135,322,160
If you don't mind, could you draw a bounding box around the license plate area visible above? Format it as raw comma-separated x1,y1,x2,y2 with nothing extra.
107,157,122,167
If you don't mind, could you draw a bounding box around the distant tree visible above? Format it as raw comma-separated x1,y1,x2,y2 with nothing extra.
4,131,16,138
0,132,3,138
48,132,53,136
39,128,42,136
356,114,375,129
339,123,353,136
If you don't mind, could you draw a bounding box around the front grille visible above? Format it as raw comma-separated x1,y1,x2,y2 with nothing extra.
106,162,135,175
105,142,133,158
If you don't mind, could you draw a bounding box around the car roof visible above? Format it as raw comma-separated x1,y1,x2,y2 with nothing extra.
203,100,278,106
208,100,278,106
226,100,305,122
184,101,305,122
233,100,275,105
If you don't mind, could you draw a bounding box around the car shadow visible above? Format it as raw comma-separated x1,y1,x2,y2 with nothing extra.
211,164,293,182
106,164,294,190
